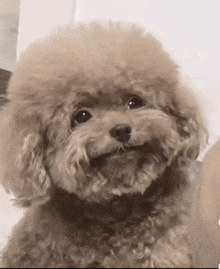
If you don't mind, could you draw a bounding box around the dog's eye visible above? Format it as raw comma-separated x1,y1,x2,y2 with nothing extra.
72,110,92,126
127,97,144,109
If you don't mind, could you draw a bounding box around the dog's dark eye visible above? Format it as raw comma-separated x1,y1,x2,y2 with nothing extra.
72,110,92,126
127,97,144,109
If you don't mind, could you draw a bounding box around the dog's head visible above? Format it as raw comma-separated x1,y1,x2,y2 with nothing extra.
0,22,206,204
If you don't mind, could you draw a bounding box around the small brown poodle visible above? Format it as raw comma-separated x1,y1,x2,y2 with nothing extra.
0,22,206,268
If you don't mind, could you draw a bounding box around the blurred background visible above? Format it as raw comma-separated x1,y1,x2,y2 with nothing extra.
0,0,19,71
0,0,220,252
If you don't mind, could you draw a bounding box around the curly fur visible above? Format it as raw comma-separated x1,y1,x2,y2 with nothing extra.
0,21,206,267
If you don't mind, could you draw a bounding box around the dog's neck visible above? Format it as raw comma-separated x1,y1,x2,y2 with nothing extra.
50,184,161,226
49,167,189,227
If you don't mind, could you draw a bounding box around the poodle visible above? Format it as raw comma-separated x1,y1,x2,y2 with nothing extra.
0,22,206,268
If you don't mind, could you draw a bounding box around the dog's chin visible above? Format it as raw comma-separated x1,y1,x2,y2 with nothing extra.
51,141,171,203
87,143,168,200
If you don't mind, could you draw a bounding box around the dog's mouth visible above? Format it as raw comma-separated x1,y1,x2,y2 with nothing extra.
89,141,168,168
72,140,172,202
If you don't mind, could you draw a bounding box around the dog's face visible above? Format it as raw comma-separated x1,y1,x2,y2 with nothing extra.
0,22,206,205
48,84,189,203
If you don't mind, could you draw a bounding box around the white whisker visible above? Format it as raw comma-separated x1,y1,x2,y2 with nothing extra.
152,155,160,163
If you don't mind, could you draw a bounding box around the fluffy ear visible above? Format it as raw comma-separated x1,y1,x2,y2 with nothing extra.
176,135,202,167
172,85,208,168
0,112,51,206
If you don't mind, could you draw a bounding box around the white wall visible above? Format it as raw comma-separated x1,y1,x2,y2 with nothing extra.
17,0,76,58
0,0,20,71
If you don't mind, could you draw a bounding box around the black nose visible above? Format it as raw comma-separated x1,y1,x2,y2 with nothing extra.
109,124,132,143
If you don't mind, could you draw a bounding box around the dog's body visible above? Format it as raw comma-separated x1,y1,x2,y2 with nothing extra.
2,169,192,268
0,22,206,268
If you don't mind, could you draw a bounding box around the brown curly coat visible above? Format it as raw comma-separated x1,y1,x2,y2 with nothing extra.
0,22,206,267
